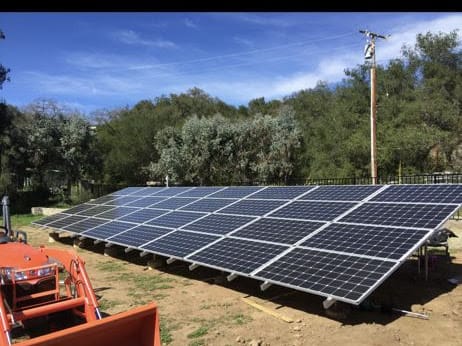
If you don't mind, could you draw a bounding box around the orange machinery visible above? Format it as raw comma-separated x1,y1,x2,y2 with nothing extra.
0,196,160,346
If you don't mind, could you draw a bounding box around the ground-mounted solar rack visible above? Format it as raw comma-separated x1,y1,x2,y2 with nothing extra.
33,184,462,307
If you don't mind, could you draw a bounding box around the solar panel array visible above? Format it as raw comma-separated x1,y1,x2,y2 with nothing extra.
33,184,462,305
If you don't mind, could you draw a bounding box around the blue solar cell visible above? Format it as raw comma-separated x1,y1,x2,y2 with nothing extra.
182,214,256,235
188,238,288,274
218,199,286,216
125,196,166,208
177,187,224,197
180,198,237,212
152,187,194,197
146,211,206,229
232,218,325,244
207,186,263,198
249,186,315,200
141,231,220,258
118,209,168,223
77,205,115,216
62,217,109,234
33,213,70,226
82,221,135,239
269,201,356,221
94,207,140,220
46,215,88,229
301,185,383,201
371,184,462,204
111,187,147,196
104,196,142,206
62,203,95,214
108,225,172,248
152,197,198,210
89,195,120,204
339,202,459,229
128,187,166,196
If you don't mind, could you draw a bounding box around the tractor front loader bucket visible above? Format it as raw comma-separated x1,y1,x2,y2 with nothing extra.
16,302,161,346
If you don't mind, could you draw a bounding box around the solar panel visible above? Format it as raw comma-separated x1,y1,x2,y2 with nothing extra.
77,205,114,216
301,223,430,260
269,201,356,221
118,208,168,223
207,186,263,198
249,186,315,200
81,221,135,239
61,203,95,214
151,197,198,210
127,187,165,196
140,230,220,258
218,199,287,216
188,238,288,274
111,187,147,196
107,225,172,248
104,196,142,206
371,184,462,204
254,248,396,303
152,187,193,197
180,198,237,212
89,195,120,204
125,196,166,208
177,187,224,197
232,218,325,245
339,202,459,229
45,215,88,229
146,211,206,229
33,213,69,226
94,207,139,220
35,183,462,306
61,217,109,234
182,214,256,235
301,185,383,201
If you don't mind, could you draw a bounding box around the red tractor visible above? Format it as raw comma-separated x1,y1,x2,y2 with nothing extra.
0,196,160,346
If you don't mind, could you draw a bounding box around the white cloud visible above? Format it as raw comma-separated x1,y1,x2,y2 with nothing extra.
184,18,198,29
233,37,254,48
115,29,177,48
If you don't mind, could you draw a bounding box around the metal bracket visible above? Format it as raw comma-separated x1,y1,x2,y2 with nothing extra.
323,297,336,310
260,281,272,291
94,239,102,245
139,251,150,257
105,242,113,248
227,273,238,282
166,258,176,265
189,263,199,271
124,247,134,254
78,236,86,241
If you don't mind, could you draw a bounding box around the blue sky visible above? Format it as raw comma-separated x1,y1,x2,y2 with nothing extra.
0,12,460,115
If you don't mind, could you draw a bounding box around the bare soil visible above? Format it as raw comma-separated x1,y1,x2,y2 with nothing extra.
22,220,462,346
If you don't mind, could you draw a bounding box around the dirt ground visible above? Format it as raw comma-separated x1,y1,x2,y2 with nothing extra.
22,219,462,346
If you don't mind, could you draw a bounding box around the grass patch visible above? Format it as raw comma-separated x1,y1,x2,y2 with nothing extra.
0,214,43,228
187,326,208,339
95,261,128,272
189,340,205,346
98,298,122,311
232,313,253,325
160,319,173,345
127,273,176,291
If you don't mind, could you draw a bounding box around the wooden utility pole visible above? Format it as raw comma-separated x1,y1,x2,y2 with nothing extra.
360,30,389,184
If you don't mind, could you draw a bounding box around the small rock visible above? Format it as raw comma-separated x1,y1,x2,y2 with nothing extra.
248,339,262,346
236,336,244,343
294,334,302,338
293,326,302,331
295,319,302,323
